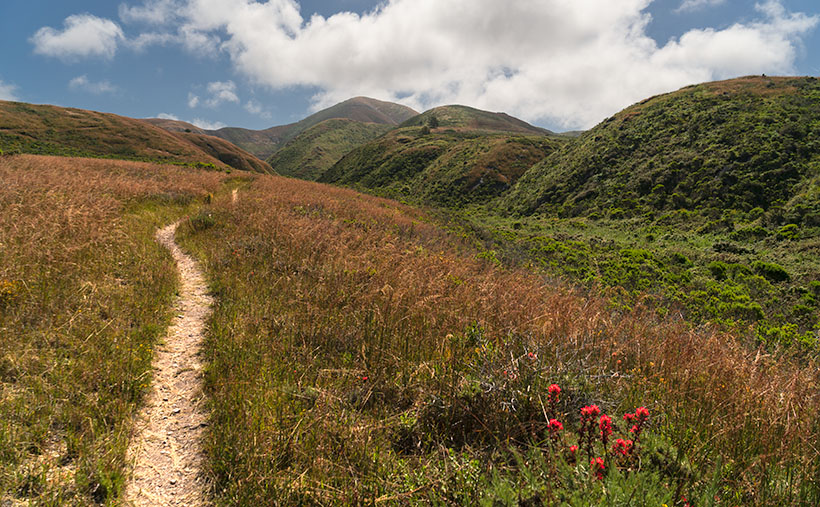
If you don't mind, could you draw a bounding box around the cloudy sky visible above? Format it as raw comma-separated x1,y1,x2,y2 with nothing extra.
1,0,818,131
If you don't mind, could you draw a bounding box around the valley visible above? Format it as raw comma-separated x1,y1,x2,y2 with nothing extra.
1,75,819,504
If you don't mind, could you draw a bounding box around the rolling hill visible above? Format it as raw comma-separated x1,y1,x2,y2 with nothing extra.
0,101,230,168
267,118,392,180
150,97,419,160
502,76,820,226
319,106,561,205
171,131,273,173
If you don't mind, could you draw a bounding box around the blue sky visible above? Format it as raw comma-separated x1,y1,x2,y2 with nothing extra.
1,0,818,131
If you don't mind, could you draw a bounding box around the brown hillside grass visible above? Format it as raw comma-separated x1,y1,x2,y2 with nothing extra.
0,155,230,504
179,174,820,504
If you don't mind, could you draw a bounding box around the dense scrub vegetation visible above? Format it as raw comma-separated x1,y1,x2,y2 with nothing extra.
179,175,820,504
268,118,392,180
0,155,232,504
321,126,561,206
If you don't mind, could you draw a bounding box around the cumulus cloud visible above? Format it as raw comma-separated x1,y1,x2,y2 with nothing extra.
157,112,181,120
188,92,200,108
204,80,240,107
31,14,124,61
68,75,118,94
676,0,726,13
191,117,226,129
87,0,820,128
0,79,19,101
119,0,182,25
244,98,271,118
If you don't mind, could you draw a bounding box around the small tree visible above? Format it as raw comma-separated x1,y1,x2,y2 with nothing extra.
427,115,439,129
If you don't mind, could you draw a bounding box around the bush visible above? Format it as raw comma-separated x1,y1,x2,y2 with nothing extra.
752,261,790,282
708,261,728,280
776,224,800,241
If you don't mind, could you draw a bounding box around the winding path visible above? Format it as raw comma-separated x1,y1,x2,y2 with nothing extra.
124,221,211,506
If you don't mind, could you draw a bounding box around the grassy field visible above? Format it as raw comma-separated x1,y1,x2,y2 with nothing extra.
178,174,820,504
0,155,236,504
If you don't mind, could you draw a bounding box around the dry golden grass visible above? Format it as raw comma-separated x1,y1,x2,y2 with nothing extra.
0,155,231,504
179,174,820,504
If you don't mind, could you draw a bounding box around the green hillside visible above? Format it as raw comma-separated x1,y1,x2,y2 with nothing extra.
0,101,229,168
320,125,560,206
401,105,552,135
182,97,418,159
267,118,391,180
503,76,820,224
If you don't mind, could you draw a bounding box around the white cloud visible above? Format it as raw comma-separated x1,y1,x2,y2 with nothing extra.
0,79,19,101
119,0,182,25
191,117,226,129
101,0,820,128
157,112,181,120
676,0,726,13
204,80,239,107
31,14,124,61
188,92,200,108
68,75,118,94
244,98,271,118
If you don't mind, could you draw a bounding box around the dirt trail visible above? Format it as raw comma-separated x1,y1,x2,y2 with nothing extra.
124,221,211,506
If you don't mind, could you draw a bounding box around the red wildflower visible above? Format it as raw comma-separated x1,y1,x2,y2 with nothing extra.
580,405,601,419
527,352,537,360
612,438,633,456
548,418,563,433
599,414,613,444
569,445,578,453
636,406,650,420
623,412,636,422
590,457,605,480
548,384,561,396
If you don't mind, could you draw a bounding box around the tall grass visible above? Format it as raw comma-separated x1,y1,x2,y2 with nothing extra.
179,175,820,504
0,155,230,504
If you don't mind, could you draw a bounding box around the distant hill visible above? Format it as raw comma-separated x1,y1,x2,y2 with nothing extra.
0,101,230,168
319,114,561,206
143,118,208,134
149,97,418,160
400,105,552,135
267,118,391,180
502,76,820,226
172,132,273,173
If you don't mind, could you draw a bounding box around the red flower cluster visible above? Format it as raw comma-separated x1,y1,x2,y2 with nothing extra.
580,404,600,420
569,445,578,453
590,457,605,480
548,418,563,433
612,438,633,456
623,406,650,439
599,414,613,445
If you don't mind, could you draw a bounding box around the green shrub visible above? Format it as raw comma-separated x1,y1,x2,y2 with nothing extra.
776,223,800,241
752,261,790,282
729,225,770,241
708,261,728,280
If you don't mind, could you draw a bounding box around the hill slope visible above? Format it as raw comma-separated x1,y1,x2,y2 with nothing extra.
156,97,419,160
503,76,820,225
267,118,391,180
0,101,230,168
401,105,552,135
320,122,561,206
172,132,273,173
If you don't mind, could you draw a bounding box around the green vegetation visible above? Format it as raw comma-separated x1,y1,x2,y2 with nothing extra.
0,155,234,504
321,126,561,206
267,118,391,180
400,105,552,135
177,174,820,504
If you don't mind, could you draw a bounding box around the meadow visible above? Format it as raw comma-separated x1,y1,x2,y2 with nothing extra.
178,174,820,504
0,155,232,504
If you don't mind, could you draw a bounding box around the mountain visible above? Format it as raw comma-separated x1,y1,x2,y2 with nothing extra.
502,76,820,226
149,97,419,160
400,105,553,135
267,118,392,180
0,101,231,168
319,106,561,205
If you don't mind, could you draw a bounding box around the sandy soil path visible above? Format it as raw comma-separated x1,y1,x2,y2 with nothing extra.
124,221,211,506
